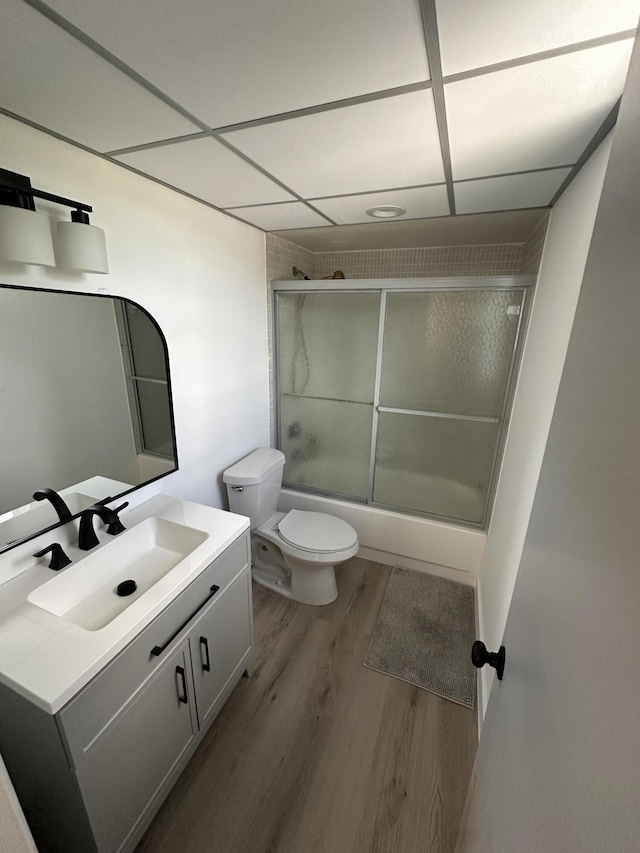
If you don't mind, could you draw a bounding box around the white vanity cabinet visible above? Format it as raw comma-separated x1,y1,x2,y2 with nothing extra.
70,638,197,853
0,529,252,853
189,569,253,730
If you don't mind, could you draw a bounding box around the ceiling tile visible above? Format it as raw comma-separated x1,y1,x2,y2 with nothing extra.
222,91,445,198
228,203,330,231
272,209,549,252
445,40,634,180
114,138,295,208
436,0,640,76
312,185,450,225
40,0,430,127
454,169,571,214
0,0,197,152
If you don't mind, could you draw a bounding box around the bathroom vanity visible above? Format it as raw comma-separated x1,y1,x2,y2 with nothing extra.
0,496,253,853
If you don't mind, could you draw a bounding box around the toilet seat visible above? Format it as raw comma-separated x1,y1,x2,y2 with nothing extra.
278,510,357,554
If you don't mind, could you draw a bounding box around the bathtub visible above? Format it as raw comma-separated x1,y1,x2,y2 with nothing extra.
279,462,486,581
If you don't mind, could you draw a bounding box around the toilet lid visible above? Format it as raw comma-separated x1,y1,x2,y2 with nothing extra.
278,510,357,553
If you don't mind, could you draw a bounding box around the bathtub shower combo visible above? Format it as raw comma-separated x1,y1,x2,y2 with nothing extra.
273,276,532,529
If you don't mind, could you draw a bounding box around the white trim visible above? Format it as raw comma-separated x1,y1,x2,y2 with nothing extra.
474,577,485,735
273,275,535,291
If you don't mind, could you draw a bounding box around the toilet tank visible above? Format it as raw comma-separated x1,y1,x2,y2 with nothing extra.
223,448,285,529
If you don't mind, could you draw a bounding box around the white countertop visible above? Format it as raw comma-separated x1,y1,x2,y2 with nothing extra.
0,495,249,714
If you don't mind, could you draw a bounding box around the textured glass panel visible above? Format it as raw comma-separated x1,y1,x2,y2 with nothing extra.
280,395,373,499
380,290,523,417
277,292,380,403
125,303,167,381
373,412,499,523
136,380,173,457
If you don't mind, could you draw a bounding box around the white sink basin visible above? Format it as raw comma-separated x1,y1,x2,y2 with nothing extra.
28,517,208,631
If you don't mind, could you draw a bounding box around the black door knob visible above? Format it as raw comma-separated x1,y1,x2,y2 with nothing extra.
471,640,506,681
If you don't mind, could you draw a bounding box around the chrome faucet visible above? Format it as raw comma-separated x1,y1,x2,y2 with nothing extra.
78,502,128,551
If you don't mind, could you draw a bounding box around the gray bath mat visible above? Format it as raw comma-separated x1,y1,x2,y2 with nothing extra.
364,568,476,708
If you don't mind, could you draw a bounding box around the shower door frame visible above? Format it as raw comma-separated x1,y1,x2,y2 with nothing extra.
273,275,535,529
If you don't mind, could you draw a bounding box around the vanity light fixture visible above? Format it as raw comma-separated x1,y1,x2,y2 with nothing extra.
57,209,108,274
0,170,55,267
0,168,108,274
365,204,407,219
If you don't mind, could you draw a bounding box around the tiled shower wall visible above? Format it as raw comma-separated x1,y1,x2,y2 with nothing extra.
265,236,316,439
266,234,317,282
314,243,524,279
265,225,548,443
521,213,550,274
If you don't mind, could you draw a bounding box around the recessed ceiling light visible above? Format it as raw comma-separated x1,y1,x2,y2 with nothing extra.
365,204,407,219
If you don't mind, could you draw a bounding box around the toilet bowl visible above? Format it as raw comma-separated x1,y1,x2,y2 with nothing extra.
223,449,359,605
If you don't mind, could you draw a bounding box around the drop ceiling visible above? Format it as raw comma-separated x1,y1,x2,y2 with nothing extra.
1,0,638,249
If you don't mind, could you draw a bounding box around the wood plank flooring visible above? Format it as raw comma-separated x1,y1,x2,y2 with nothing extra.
136,558,477,853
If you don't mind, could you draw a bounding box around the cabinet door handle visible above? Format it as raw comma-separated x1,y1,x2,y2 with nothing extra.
150,585,221,657
175,666,188,704
199,636,211,672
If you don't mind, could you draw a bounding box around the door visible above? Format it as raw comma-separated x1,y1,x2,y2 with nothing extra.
189,571,252,730
276,290,381,500
457,36,640,853
76,640,197,853
275,285,526,525
375,289,524,524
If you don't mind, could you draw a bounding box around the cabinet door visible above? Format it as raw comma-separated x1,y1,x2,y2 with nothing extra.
190,570,252,730
76,640,197,853
59,533,249,770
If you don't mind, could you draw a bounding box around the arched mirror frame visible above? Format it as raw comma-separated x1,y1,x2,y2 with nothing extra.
0,282,178,555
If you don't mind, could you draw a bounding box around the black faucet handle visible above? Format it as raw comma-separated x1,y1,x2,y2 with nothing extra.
34,543,72,571
78,502,130,550
106,502,129,535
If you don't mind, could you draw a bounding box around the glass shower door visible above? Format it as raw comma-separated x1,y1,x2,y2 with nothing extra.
276,291,381,499
373,290,524,524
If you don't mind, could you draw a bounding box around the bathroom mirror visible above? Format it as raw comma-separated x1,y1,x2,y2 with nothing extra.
0,284,178,552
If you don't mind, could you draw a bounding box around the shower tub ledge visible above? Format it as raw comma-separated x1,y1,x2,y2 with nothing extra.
277,487,486,584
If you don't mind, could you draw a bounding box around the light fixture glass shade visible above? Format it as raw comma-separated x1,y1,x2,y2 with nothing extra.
0,205,56,266
56,221,108,274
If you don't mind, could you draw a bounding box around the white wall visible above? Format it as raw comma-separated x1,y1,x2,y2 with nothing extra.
476,133,612,716
457,32,640,851
0,114,270,514
0,289,138,514
0,112,270,843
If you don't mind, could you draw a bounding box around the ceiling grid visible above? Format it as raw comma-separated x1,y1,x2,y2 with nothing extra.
3,0,639,245
418,0,456,214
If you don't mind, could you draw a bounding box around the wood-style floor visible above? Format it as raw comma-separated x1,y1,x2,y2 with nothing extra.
136,558,477,853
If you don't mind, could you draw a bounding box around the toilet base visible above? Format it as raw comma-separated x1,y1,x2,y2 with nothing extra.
252,567,293,599
251,534,339,605
251,565,338,606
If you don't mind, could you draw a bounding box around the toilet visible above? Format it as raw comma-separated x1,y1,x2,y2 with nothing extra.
223,448,359,605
